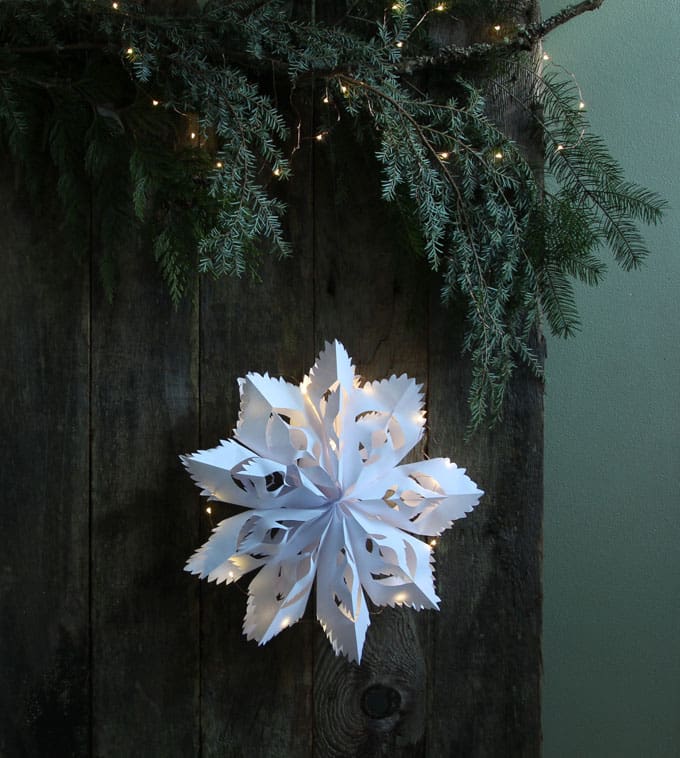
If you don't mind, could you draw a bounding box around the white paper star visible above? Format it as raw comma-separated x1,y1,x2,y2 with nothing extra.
183,341,483,662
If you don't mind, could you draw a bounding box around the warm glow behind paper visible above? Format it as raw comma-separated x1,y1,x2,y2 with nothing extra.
183,341,483,662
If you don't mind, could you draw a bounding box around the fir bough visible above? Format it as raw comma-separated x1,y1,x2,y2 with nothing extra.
0,0,666,429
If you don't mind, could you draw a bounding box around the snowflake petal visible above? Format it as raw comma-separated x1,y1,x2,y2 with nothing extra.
305,340,355,408
185,511,256,582
233,458,327,509
181,439,256,506
244,554,316,645
345,511,440,610
236,373,312,463
315,512,370,662
339,374,426,493
352,458,483,535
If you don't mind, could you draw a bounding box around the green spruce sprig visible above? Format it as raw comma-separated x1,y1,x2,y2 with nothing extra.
0,0,666,430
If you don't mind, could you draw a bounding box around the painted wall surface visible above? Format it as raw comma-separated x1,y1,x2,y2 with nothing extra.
541,1,680,756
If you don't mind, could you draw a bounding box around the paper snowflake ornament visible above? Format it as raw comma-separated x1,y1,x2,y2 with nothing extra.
183,341,483,662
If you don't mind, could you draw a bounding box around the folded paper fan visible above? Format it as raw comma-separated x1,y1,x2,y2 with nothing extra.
183,340,483,662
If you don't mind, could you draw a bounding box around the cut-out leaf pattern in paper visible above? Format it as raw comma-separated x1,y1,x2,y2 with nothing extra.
183,341,483,662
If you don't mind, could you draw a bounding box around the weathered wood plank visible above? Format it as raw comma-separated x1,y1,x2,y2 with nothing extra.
422,1,544,752
311,121,432,758
308,0,543,752
426,309,543,757
0,172,90,756
90,242,200,756
197,136,316,757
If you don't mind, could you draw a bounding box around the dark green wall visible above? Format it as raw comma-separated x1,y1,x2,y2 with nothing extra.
541,2,680,756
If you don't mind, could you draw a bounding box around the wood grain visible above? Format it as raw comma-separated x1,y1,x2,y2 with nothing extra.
0,172,90,756
197,125,316,757
311,118,432,757
426,308,543,757
90,239,200,756
424,3,545,751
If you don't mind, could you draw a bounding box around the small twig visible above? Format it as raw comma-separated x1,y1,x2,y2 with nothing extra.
399,0,606,73
528,0,606,40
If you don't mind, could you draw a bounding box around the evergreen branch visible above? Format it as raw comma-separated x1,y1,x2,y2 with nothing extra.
491,68,665,271
4,41,107,53
0,0,665,430
346,75,501,380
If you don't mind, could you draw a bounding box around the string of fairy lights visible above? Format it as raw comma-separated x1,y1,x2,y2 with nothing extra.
108,0,589,177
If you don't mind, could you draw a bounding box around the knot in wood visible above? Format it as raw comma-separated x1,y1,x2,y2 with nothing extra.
361,684,401,719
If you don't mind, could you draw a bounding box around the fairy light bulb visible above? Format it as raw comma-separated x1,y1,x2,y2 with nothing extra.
206,506,212,514
340,84,348,94
438,151,449,160
273,166,281,176
435,3,445,10
215,161,223,169
396,40,404,48
151,99,159,107
578,100,586,110
322,95,330,104
126,47,134,56
315,133,325,142
494,150,503,160
429,538,438,547
190,131,196,140
112,1,119,8
542,52,550,61
493,24,501,32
